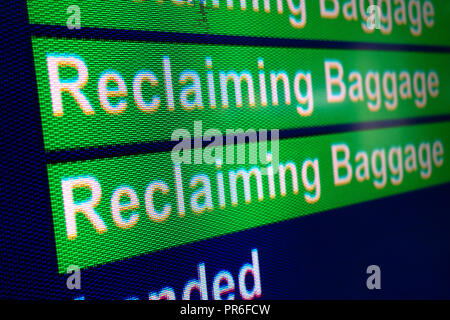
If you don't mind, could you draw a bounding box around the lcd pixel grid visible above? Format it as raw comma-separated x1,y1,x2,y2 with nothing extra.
1,0,450,300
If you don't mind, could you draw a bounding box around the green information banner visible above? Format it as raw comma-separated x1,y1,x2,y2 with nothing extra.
32,37,450,151
27,0,450,46
47,122,450,272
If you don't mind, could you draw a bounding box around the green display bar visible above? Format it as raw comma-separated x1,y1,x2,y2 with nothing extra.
27,0,450,46
32,37,450,151
47,122,450,272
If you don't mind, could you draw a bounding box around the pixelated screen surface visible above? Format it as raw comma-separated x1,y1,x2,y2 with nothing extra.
1,0,450,299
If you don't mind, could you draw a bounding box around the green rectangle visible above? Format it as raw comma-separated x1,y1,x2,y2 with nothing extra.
32,37,450,150
47,122,450,272
27,0,450,46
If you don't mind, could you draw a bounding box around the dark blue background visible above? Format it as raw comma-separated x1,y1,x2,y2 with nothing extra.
1,0,449,299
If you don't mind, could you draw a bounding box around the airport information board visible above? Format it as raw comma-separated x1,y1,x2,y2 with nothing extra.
7,0,448,299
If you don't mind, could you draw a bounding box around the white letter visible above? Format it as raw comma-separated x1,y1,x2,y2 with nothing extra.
388,147,403,185
213,271,235,300
294,71,314,116
183,263,208,300
133,71,160,113
423,1,434,28
418,142,432,179
427,71,439,98
383,71,398,110
332,144,352,186
98,71,128,114
47,55,93,116
432,140,444,167
365,71,381,111
145,181,172,222
238,249,262,300
409,0,422,36
413,71,427,108
287,0,307,28
320,0,339,18
325,60,346,103
111,186,140,229
371,149,387,189
62,176,106,240
301,159,321,203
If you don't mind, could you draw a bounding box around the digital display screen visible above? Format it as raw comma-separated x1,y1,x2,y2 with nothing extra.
2,0,450,301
